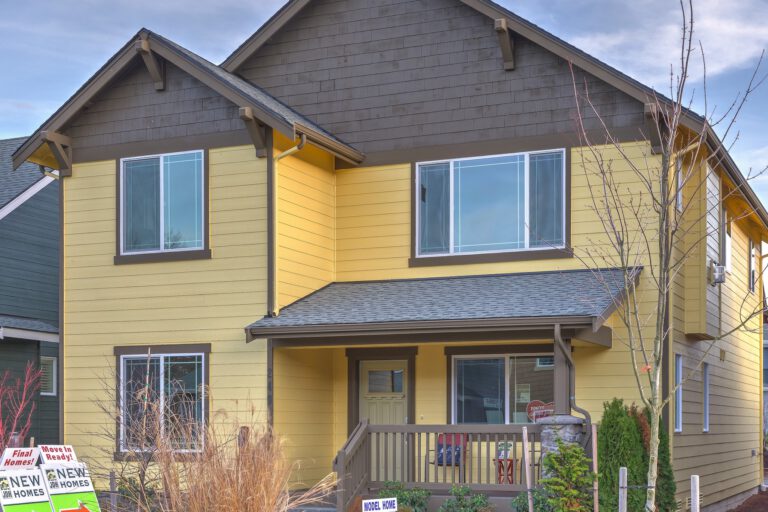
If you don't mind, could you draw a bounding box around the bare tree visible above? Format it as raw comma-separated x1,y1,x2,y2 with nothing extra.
569,1,767,509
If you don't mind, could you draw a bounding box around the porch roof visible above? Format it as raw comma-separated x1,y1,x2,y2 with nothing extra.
246,268,640,344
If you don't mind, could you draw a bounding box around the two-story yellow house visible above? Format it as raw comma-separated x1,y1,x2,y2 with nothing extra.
13,0,767,510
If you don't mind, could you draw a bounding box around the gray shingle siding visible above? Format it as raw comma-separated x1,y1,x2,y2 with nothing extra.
0,181,59,328
248,268,638,330
0,138,41,208
238,0,645,156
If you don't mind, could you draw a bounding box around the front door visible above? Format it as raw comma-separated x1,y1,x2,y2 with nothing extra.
360,360,409,481
359,360,408,425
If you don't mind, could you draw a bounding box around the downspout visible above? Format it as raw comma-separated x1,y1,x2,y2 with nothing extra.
554,324,592,428
269,133,306,317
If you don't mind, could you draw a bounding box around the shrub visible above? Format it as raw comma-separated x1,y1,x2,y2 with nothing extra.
598,399,646,511
541,438,594,512
630,406,676,512
510,488,551,512
438,485,493,512
0,362,41,451
378,482,431,512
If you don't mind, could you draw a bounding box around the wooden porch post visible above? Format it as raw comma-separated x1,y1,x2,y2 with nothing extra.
554,337,571,416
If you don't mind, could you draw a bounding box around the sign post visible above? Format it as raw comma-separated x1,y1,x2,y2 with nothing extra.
0,468,52,512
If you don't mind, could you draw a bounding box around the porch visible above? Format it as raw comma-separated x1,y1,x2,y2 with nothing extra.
246,270,637,509
333,421,550,512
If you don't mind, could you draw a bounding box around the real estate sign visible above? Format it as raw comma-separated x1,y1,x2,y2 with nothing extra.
36,448,76,466
0,449,40,470
40,464,100,512
361,497,398,511
0,468,52,512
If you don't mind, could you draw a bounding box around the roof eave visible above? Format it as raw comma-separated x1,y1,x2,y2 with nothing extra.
246,315,597,342
295,122,366,165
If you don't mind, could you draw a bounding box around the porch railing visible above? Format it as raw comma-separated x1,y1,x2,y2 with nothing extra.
333,422,543,512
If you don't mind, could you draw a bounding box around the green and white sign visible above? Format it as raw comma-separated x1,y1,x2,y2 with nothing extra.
0,468,52,512
40,464,100,512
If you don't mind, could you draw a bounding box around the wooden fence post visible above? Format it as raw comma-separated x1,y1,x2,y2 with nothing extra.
109,470,117,512
618,467,627,512
522,426,534,512
690,475,700,512
591,423,599,512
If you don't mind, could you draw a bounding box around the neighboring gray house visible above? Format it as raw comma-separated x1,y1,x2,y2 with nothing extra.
0,137,59,444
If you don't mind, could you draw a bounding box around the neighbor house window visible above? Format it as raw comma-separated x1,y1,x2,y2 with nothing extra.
119,353,205,452
702,363,710,433
453,355,554,424
674,354,683,433
40,356,57,397
417,150,565,256
120,151,204,254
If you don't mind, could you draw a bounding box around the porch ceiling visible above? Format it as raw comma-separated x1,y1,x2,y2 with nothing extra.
246,268,641,346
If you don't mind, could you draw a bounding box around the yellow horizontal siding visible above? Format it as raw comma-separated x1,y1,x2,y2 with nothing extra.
62,146,269,472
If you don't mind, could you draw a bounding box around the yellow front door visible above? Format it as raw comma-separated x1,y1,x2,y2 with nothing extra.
359,360,408,425
360,360,409,481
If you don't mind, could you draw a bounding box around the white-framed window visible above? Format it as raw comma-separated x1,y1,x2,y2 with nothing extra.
535,356,555,369
416,149,566,257
748,239,757,293
702,363,710,433
120,150,205,255
675,158,684,212
723,208,732,273
118,353,205,452
452,354,555,424
40,356,57,397
674,354,683,433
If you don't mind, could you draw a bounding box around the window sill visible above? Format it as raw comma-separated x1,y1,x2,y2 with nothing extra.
113,451,202,462
114,249,211,265
409,247,573,267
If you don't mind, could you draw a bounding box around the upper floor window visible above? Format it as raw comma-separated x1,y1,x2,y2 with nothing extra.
749,238,757,293
120,151,204,255
722,208,732,273
416,150,565,257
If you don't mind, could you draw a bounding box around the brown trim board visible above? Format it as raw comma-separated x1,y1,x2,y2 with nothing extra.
57,173,64,443
113,148,211,266
113,343,211,460
266,128,276,316
346,347,417,436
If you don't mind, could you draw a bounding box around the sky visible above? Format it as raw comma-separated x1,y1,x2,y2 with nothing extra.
1,0,766,199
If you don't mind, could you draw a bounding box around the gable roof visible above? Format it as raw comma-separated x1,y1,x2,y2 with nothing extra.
222,0,768,229
13,29,364,171
246,268,640,342
0,137,54,219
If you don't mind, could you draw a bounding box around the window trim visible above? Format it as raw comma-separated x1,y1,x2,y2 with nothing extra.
114,344,210,458
40,356,57,397
451,352,554,425
675,158,684,212
748,238,757,293
702,363,710,433
115,150,210,265
674,354,683,433
411,149,570,265
722,208,732,274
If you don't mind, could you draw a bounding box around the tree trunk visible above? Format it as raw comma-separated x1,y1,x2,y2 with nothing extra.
645,392,662,511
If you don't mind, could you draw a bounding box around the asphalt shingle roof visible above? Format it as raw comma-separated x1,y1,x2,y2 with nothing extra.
0,137,43,209
247,268,640,332
0,314,58,334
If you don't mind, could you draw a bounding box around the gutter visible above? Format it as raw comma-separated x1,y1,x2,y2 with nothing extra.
554,323,592,428
269,133,306,317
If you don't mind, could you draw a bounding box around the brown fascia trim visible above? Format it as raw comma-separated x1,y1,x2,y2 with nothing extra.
113,149,211,266
293,122,365,165
444,344,554,356
591,266,643,332
248,315,596,340
221,0,312,72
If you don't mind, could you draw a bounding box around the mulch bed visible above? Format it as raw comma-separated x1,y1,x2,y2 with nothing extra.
728,491,768,512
